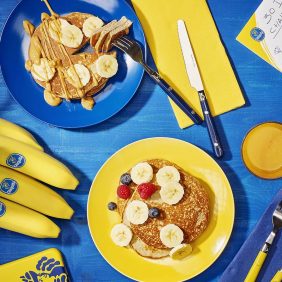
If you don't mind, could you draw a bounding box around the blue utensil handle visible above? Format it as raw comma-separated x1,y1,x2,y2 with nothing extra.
198,90,224,158
146,70,202,125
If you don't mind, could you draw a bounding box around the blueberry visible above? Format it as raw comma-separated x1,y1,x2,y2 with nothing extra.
120,173,132,185
107,202,117,211
149,207,160,218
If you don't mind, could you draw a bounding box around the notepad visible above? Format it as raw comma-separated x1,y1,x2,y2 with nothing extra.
131,0,245,129
237,0,282,72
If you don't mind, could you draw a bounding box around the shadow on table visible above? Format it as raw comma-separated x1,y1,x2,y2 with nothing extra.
188,161,250,282
0,91,13,112
24,129,92,195
195,112,233,161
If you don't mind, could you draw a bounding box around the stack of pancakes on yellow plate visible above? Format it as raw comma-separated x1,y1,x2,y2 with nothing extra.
117,159,210,259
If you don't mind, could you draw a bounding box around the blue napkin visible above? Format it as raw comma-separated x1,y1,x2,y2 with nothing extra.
221,189,282,282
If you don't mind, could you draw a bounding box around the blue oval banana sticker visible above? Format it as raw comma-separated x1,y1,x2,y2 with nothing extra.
0,178,18,195
6,153,26,168
250,27,265,42
0,201,6,217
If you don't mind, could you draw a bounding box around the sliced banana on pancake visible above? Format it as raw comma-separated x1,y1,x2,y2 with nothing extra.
31,58,56,82
89,63,97,74
66,63,90,88
83,16,104,37
48,18,70,42
131,236,170,258
95,55,118,78
160,182,184,205
125,200,149,225
61,24,83,48
160,224,184,248
111,223,132,247
156,166,180,186
169,243,192,260
130,162,153,185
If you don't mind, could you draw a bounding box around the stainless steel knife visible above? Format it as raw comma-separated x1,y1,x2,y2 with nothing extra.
177,19,224,158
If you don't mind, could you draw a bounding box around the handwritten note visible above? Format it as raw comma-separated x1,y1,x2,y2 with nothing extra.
237,0,282,72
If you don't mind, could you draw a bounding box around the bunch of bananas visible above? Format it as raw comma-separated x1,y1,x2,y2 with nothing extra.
0,118,79,238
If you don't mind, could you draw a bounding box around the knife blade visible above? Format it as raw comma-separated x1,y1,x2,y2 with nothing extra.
177,20,204,92
177,19,224,158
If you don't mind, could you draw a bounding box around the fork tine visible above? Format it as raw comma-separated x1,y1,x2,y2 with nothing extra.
112,40,129,52
119,36,134,46
117,37,133,48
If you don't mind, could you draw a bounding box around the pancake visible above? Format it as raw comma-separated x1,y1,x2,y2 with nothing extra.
34,52,114,99
131,236,170,259
25,11,131,108
117,159,210,252
30,12,92,57
102,19,133,52
90,17,132,52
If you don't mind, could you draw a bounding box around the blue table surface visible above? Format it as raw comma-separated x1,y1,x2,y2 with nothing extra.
0,0,282,281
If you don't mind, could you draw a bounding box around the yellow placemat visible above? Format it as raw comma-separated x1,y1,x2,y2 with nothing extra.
131,0,245,128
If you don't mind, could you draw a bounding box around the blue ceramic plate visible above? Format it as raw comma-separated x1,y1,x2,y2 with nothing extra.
0,0,146,128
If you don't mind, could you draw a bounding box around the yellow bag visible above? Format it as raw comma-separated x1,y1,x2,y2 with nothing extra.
0,248,69,281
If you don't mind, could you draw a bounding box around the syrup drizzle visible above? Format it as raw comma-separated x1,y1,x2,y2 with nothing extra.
30,0,88,101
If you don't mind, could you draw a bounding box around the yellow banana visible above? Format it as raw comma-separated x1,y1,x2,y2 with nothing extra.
0,166,73,219
0,118,43,151
0,197,60,238
0,135,78,189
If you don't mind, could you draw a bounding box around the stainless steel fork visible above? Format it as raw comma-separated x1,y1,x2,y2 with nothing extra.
112,37,203,125
245,200,282,282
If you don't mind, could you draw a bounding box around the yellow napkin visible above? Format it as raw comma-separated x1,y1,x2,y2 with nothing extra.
131,0,245,128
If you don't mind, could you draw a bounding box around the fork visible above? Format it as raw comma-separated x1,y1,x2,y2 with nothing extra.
112,37,203,125
245,201,282,282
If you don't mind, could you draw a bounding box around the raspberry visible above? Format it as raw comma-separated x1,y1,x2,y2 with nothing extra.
117,185,131,199
137,183,157,200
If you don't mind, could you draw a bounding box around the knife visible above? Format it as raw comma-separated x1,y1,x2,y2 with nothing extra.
177,19,224,158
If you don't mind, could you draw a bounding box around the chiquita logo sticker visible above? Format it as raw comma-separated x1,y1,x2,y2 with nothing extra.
0,201,6,217
6,153,26,168
20,256,68,282
250,27,265,41
0,178,18,195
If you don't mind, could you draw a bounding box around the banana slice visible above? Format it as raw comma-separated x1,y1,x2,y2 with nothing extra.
160,182,184,205
110,223,132,247
169,244,193,260
44,90,62,107
130,162,153,185
89,63,97,74
61,24,83,48
48,18,70,42
31,58,56,82
160,224,184,248
81,96,95,110
125,200,149,225
156,166,180,186
66,64,90,88
95,55,118,78
82,16,104,37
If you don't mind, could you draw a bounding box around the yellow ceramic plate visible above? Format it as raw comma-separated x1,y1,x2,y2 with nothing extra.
87,138,234,281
